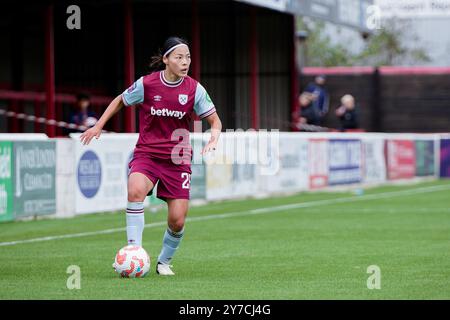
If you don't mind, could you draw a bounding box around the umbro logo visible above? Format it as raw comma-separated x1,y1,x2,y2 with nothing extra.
153,95,162,101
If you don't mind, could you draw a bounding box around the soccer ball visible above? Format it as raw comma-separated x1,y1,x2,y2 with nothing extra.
113,245,151,278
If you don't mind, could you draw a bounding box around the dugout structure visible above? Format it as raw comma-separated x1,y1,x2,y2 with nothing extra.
300,66,450,133
0,0,371,136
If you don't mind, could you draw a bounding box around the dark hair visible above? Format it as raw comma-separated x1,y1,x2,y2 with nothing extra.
76,92,90,101
149,36,189,72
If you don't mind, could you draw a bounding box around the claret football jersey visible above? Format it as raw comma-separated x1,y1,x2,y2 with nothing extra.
121,71,216,162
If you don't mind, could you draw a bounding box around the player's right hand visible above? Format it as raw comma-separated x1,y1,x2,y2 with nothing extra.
80,125,102,145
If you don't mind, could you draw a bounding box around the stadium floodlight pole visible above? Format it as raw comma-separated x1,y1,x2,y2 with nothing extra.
123,0,136,133
45,4,56,138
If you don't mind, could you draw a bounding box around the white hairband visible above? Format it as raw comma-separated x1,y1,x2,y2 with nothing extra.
163,43,188,57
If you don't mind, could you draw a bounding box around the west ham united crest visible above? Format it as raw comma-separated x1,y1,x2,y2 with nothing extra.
178,94,188,105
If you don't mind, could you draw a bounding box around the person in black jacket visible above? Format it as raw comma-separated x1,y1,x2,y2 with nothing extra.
335,94,359,131
298,92,320,126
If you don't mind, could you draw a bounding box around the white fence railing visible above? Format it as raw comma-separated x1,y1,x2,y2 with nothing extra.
1,131,449,221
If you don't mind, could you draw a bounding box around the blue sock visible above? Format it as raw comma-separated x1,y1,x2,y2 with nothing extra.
126,201,144,246
158,227,184,264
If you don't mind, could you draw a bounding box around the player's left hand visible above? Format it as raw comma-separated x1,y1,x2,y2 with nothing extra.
80,124,102,145
201,141,217,155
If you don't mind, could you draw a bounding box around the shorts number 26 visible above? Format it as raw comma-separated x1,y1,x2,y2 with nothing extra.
181,173,191,189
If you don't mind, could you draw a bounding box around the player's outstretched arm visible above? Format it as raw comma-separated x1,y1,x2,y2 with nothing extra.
80,94,125,145
201,112,222,154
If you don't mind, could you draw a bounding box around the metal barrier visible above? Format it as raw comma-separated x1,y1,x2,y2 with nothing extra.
0,90,112,136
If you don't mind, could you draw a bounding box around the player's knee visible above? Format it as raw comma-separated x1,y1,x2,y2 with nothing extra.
169,220,185,233
127,187,146,202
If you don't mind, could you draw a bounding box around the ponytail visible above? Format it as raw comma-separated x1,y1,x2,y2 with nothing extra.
148,51,165,72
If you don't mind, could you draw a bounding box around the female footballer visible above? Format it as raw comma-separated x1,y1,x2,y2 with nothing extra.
80,37,222,275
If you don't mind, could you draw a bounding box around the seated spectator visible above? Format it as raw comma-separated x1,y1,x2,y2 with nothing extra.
298,92,320,126
65,93,98,135
335,94,359,131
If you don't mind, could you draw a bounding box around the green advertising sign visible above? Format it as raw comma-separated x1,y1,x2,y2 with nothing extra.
0,141,14,222
13,141,56,218
415,140,435,177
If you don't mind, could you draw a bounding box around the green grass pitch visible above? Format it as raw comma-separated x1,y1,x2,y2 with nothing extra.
0,179,449,300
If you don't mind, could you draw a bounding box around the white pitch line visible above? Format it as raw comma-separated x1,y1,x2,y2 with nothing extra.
1,183,449,247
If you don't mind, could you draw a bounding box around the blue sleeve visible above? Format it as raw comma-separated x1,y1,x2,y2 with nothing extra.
121,77,144,106
194,82,216,119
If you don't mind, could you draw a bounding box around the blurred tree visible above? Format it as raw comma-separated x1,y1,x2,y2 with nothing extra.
297,19,356,67
357,19,430,66
297,18,430,66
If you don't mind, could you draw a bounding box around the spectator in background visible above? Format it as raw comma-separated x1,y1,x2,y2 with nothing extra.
335,94,359,131
298,91,320,126
304,74,329,125
65,93,98,135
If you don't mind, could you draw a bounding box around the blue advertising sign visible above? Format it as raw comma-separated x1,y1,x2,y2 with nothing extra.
440,139,450,178
328,139,362,185
77,150,102,198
